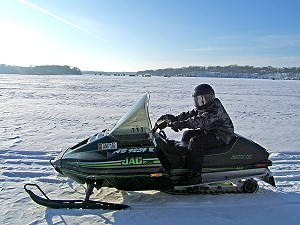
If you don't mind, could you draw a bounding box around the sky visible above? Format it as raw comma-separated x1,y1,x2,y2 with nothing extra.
1,0,300,72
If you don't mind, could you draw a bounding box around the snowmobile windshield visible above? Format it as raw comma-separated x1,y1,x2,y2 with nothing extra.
108,93,152,143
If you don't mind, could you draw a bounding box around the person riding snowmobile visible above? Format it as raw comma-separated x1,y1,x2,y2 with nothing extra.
157,84,234,185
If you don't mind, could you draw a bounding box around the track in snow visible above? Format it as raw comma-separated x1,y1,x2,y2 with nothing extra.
1,149,300,225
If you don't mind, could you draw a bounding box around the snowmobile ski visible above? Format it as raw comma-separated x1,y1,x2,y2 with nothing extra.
24,183,130,210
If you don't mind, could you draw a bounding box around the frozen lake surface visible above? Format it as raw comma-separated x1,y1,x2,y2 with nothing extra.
1,74,299,152
0,75,299,224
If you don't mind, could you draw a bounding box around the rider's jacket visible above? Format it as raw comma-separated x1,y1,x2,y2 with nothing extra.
175,98,234,144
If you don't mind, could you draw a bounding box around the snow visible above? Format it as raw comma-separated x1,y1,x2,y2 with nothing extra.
0,74,300,225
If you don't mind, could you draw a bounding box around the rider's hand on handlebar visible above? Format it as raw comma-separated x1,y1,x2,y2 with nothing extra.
156,120,169,130
156,114,176,124
169,120,189,132
170,121,181,132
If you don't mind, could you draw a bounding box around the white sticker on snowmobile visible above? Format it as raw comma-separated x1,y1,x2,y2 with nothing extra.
98,142,118,150
231,154,253,160
112,147,155,154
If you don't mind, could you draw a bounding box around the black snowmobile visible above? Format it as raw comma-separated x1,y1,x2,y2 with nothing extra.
25,93,276,210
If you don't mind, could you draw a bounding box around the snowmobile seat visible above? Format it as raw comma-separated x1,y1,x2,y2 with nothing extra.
203,135,238,156
172,135,239,156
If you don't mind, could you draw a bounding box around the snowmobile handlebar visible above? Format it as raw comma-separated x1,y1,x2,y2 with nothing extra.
152,120,169,133
152,122,168,141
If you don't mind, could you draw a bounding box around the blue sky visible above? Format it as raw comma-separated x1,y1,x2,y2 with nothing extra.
1,0,300,71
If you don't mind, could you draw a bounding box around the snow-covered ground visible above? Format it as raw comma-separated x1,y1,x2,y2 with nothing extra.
0,75,299,224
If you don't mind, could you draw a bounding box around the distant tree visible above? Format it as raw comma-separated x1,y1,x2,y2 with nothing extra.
0,64,82,75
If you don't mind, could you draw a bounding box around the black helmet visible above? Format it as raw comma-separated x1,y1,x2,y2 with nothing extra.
192,84,215,109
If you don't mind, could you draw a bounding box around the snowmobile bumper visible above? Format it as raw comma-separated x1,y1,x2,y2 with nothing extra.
50,147,70,175
259,172,276,187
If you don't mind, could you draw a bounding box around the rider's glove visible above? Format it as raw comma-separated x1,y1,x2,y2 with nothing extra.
170,120,188,132
156,114,176,123
157,120,168,130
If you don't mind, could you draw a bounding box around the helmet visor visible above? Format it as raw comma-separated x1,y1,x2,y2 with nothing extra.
193,94,212,107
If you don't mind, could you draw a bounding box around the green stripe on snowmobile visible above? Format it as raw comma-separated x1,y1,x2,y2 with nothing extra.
148,159,161,164
79,158,162,168
80,162,123,167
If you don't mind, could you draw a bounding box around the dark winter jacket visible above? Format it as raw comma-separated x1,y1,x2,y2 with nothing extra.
174,98,234,144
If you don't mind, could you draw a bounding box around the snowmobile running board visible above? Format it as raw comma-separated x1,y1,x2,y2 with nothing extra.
24,184,130,210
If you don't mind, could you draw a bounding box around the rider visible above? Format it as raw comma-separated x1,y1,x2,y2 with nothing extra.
158,84,234,185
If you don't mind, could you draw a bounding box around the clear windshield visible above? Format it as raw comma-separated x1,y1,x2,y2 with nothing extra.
108,93,152,141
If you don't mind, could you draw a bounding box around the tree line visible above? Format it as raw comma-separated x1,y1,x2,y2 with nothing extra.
136,65,300,80
1,64,300,79
0,64,82,75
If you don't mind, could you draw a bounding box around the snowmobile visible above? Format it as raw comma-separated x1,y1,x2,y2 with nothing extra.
25,93,276,210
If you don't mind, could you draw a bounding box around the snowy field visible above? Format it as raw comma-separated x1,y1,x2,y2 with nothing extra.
0,74,300,224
